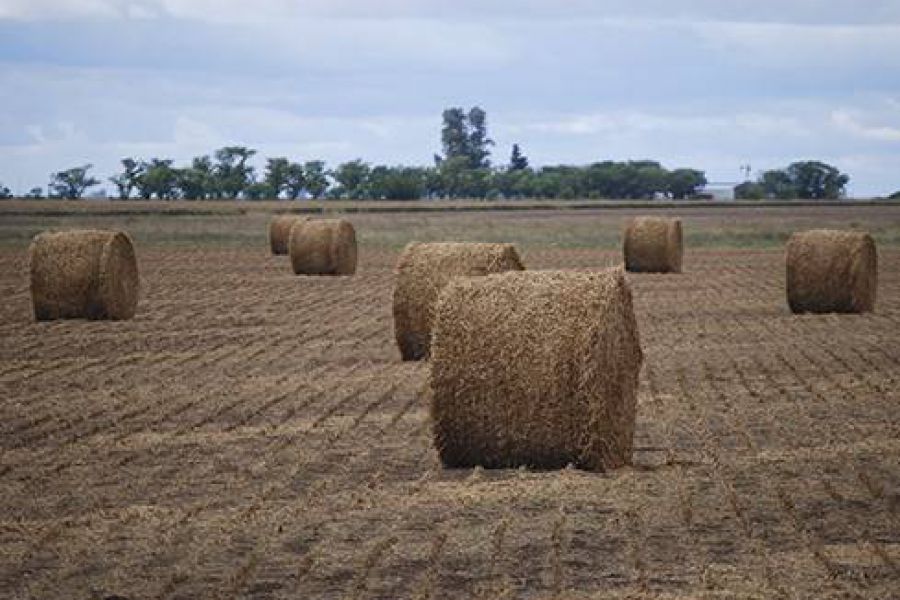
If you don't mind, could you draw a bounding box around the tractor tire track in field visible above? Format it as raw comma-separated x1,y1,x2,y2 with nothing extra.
1,232,898,598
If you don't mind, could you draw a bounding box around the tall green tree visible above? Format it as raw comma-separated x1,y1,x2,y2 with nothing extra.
48,164,99,199
441,108,470,163
108,158,142,199
436,156,474,199
284,163,306,200
734,181,765,200
785,161,849,199
263,157,292,199
438,157,492,199
509,144,528,171
367,166,425,200
177,156,215,200
667,169,707,199
0,183,12,199
213,146,256,199
759,169,797,199
136,159,179,200
627,161,668,199
582,162,618,198
303,161,328,199
243,182,273,201
439,106,494,169
422,167,443,198
331,160,371,199
495,167,535,199
532,168,565,199
467,106,493,168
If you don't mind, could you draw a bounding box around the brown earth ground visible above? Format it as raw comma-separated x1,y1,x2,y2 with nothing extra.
0,203,898,599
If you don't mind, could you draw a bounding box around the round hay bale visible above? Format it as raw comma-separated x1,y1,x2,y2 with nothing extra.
786,229,877,314
289,219,357,275
269,215,308,255
29,229,139,321
430,268,643,471
393,242,525,361
623,217,683,273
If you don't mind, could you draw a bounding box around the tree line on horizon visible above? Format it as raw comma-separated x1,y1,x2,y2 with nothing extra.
0,106,872,201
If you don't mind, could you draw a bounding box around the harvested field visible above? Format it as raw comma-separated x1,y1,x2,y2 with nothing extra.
0,203,898,598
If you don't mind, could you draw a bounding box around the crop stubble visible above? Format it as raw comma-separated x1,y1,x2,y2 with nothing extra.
0,207,898,599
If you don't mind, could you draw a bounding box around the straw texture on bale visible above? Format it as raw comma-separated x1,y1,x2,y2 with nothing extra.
430,268,643,471
786,229,877,314
623,217,683,273
269,215,309,255
289,219,357,275
29,229,139,321
393,242,525,361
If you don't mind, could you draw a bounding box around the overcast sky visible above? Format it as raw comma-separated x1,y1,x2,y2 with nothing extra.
1,0,899,196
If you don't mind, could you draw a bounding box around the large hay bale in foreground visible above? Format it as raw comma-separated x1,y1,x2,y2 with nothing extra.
786,229,877,313
623,217,683,273
269,215,308,255
289,219,357,275
393,242,525,361
29,230,139,321
430,268,643,471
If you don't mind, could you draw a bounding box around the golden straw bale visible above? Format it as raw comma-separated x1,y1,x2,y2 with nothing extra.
289,219,357,275
430,268,643,471
393,242,525,361
269,215,309,255
786,229,877,313
29,229,139,321
623,217,683,273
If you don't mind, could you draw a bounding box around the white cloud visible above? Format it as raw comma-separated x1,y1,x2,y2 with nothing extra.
0,0,118,19
24,124,47,144
185,18,515,73
733,114,810,137
20,121,80,148
2,3,899,197
831,110,900,142
172,116,221,147
694,21,900,69
519,110,810,138
163,105,436,149
4,0,900,24
489,98,898,194
125,3,157,19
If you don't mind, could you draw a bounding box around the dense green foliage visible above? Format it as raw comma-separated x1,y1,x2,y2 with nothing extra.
509,144,528,171
5,107,865,201
439,106,494,169
48,165,100,199
736,161,850,200
96,153,712,201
